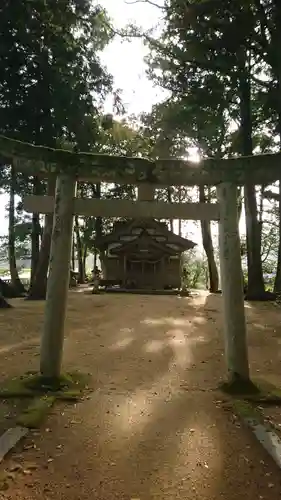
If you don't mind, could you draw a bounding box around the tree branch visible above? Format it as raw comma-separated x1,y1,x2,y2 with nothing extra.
263,189,280,201
261,238,274,263
253,0,274,65
124,0,165,10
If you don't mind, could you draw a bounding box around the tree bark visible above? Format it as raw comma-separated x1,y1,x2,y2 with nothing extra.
167,187,174,232
8,163,26,295
178,187,183,236
0,278,19,298
274,182,281,293
74,216,85,283
95,203,103,240
199,186,219,292
94,183,104,269
30,177,42,288
30,213,41,287
274,105,281,294
273,4,281,291
239,68,265,299
237,188,243,222
71,233,76,271
27,177,56,300
83,246,87,276
0,293,12,309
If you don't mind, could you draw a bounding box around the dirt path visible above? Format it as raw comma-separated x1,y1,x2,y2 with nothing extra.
1,291,281,499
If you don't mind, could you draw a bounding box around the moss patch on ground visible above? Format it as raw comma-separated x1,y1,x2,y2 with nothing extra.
0,371,91,429
219,376,281,405
250,378,281,405
17,395,55,428
219,377,260,396
231,399,262,421
220,377,281,432
0,399,29,435
0,371,91,401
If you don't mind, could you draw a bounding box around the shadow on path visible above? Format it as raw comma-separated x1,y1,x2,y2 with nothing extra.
3,292,281,500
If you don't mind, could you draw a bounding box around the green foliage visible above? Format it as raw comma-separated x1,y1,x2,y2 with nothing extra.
141,0,281,164
0,0,117,285
74,118,154,252
0,0,113,149
137,0,281,296
0,268,9,275
0,213,33,262
0,371,90,400
17,396,55,428
182,250,208,289
144,0,277,158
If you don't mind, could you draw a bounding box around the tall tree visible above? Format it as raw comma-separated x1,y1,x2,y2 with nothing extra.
251,0,281,292
143,0,276,298
139,91,227,291
8,163,26,295
30,177,42,288
199,186,219,292
0,1,114,298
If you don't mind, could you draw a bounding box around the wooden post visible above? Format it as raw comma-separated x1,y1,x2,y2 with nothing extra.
40,174,76,380
23,195,221,221
217,183,249,382
123,255,127,286
137,183,155,201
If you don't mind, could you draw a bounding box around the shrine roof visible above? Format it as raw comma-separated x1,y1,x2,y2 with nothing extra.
112,230,186,257
96,218,196,252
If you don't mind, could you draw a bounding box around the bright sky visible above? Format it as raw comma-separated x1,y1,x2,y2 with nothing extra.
101,0,166,115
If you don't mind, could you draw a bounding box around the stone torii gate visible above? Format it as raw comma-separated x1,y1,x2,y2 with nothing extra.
1,135,281,385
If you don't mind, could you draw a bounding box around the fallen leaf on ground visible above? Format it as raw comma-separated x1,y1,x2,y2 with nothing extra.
24,462,38,470
9,464,23,472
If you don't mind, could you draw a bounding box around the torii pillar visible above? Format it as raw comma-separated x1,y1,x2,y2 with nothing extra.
217,182,249,382
40,174,76,380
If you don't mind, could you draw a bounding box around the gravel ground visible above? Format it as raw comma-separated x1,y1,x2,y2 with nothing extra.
0,291,281,499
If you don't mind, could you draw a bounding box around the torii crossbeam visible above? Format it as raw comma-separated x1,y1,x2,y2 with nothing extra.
0,133,281,185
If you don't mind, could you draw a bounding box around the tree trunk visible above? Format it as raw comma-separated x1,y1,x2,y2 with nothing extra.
239,68,265,299
237,187,243,222
167,187,174,232
0,278,19,298
83,246,87,276
30,213,41,287
94,183,104,270
30,177,42,288
95,217,103,239
74,216,85,284
178,187,183,236
27,177,56,300
93,249,98,270
199,186,219,292
178,219,182,236
274,181,281,293
8,163,26,295
71,233,76,271
273,12,281,291
0,293,12,309
274,112,281,294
